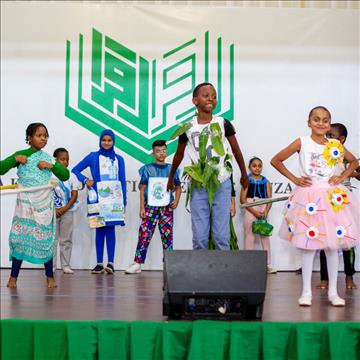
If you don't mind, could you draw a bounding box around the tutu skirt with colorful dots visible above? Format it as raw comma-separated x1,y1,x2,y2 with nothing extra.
279,181,359,250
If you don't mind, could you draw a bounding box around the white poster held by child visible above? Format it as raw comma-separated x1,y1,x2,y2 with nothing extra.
147,177,170,206
97,180,124,221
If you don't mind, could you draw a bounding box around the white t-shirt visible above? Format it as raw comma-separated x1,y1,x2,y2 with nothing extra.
299,136,341,182
185,116,231,183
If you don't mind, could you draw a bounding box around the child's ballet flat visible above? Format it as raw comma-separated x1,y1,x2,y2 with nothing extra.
298,295,312,306
328,296,345,307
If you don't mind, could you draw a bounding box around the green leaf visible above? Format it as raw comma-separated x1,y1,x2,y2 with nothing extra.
210,123,225,156
208,219,216,250
230,217,239,250
208,213,238,250
182,164,203,184
208,157,220,167
185,181,193,209
169,122,193,140
224,162,233,173
202,163,213,188
199,127,209,164
224,153,233,163
207,174,221,207
195,180,202,192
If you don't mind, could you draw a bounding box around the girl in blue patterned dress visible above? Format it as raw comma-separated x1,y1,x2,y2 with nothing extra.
0,123,69,288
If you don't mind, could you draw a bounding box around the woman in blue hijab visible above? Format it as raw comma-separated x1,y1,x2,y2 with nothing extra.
73,129,126,274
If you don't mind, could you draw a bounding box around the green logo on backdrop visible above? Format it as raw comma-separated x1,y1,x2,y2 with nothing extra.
65,29,234,163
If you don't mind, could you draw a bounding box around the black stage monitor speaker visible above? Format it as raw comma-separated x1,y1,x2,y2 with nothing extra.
163,250,267,320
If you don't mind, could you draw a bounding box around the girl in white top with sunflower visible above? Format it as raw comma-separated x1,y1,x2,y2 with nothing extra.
271,106,359,307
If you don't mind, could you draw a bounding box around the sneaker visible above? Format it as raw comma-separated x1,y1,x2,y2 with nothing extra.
105,263,115,274
91,264,104,274
63,266,74,274
267,266,277,274
125,262,142,274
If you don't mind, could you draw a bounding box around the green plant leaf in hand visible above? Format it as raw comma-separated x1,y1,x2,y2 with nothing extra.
199,127,209,164
210,123,225,156
183,163,204,184
169,122,193,140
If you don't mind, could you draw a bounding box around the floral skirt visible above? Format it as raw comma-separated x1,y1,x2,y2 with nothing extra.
9,188,56,264
279,181,359,250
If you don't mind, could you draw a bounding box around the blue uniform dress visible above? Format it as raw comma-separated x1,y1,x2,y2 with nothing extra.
72,130,126,265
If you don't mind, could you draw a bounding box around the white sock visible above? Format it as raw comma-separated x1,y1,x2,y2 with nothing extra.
324,249,340,298
301,250,316,297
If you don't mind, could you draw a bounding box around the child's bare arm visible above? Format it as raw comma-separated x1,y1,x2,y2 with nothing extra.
240,183,261,218
57,190,78,217
139,185,146,218
350,165,360,181
329,149,359,186
167,142,186,191
227,135,249,188
264,181,272,217
271,138,311,187
230,197,236,217
170,185,182,209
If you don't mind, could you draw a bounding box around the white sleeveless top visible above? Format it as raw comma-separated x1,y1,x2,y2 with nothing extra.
299,136,341,182
185,116,231,183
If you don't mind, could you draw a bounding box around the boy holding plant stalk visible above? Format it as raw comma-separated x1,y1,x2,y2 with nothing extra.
167,83,249,250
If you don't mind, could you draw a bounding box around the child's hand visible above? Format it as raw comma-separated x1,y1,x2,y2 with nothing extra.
167,177,174,192
294,176,312,187
86,179,94,188
170,199,179,209
230,198,236,217
328,176,343,186
139,208,146,218
37,161,53,170
354,166,360,181
15,155,27,164
56,207,67,218
254,211,264,219
240,176,249,188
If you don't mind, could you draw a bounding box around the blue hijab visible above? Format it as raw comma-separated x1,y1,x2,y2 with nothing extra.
98,129,116,160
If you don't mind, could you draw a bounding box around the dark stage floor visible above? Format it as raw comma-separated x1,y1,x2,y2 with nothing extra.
1,269,359,322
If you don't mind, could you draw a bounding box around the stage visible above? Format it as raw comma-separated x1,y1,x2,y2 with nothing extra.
1,270,360,359
1,269,359,321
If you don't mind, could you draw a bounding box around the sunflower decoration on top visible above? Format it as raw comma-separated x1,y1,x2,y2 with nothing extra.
323,140,344,167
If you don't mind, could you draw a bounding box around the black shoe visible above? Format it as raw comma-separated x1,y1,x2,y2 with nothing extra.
105,263,114,274
91,264,104,274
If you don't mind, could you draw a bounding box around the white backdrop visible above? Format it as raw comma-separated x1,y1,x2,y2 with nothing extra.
1,2,359,271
